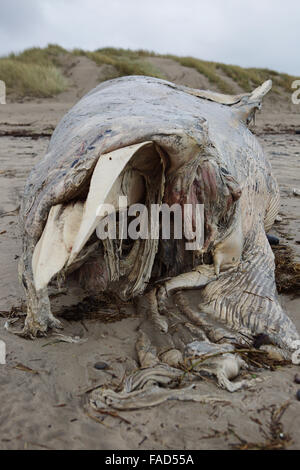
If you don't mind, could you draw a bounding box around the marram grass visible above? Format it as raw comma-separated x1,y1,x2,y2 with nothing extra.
0,44,297,98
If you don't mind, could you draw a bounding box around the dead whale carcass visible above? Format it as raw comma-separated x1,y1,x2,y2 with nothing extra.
19,77,299,398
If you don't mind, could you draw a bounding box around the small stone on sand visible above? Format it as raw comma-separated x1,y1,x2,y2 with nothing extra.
94,361,109,370
294,373,300,384
267,234,279,245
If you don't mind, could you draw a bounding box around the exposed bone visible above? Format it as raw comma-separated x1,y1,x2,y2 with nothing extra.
185,342,262,392
232,79,273,125
32,201,84,291
159,264,216,296
154,79,272,111
247,79,272,103
68,141,153,266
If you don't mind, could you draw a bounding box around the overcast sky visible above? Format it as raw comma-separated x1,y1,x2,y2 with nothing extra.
0,0,299,75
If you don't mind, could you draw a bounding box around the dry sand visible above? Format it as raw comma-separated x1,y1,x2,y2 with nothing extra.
0,57,299,450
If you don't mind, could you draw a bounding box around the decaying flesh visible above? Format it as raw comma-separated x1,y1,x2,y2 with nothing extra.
18,76,299,408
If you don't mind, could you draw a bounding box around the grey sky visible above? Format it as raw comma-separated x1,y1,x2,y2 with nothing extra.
0,0,299,75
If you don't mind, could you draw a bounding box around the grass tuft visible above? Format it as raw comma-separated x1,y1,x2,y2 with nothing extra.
0,59,68,98
7,44,67,67
72,47,165,79
165,55,235,93
0,44,68,97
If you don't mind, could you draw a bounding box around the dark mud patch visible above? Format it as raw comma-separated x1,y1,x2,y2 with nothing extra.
0,130,53,139
56,294,135,323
